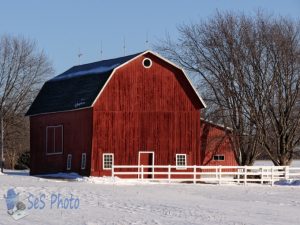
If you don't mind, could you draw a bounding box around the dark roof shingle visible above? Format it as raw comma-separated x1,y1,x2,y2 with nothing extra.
26,52,142,116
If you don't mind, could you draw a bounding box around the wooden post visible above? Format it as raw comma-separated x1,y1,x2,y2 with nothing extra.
168,165,171,183
152,164,155,180
112,164,114,178
193,165,196,184
271,166,274,186
285,166,289,180
218,166,222,185
141,165,144,181
244,166,247,185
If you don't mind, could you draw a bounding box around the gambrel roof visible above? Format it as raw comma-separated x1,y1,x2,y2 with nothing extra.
26,51,206,116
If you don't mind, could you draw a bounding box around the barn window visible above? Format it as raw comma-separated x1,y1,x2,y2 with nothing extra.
103,153,114,170
213,155,225,161
142,58,152,68
81,153,86,170
176,154,187,169
67,154,72,170
46,125,63,155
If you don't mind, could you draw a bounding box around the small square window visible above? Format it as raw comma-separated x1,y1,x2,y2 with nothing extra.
81,153,86,170
176,154,187,169
103,154,114,170
213,155,225,161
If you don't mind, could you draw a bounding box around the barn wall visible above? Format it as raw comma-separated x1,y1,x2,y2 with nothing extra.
30,108,93,175
91,53,202,176
200,121,238,166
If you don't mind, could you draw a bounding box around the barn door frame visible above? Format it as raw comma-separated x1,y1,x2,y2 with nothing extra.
138,151,154,179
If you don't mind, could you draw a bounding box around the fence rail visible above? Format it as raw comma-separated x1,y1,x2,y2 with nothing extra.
111,165,300,185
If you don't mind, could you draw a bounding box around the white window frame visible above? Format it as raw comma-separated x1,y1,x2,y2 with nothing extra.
67,154,72,170
213,155,225,161
81,153,86,170
103,153,114,170
176,154,187,170
46,125,63,155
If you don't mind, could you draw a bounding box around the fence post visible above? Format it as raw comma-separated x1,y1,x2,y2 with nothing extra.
193,165,196,184
141,165,144,181
271,166,274,186
112,164,114,178
285,166,289,180
152,164,155,180
244,166,247,185
218,166,222,185
168,165,171,183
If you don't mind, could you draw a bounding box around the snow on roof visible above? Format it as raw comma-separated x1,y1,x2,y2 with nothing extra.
200,118,233,131
26,50,206,116
51,64,120,81
26,52,141,116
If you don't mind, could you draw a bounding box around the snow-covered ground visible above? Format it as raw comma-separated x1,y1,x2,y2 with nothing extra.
0,169,300,225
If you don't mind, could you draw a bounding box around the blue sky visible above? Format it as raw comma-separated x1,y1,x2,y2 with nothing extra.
0,0,299,74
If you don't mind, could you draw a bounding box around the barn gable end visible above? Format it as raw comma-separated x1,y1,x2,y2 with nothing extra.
91,52,203,176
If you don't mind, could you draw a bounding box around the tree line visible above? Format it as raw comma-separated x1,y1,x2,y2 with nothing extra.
156,11,300,166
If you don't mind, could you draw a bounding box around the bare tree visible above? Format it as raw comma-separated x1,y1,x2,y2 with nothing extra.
156,11,300,165
250,17,300,165
0,35,53,169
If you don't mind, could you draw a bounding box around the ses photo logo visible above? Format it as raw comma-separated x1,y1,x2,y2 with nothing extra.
3,188,80,220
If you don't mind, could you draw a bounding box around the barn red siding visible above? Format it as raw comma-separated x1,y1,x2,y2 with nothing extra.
91,53,202,176
30,108,93,175
29,52,238,177
200,121,237,166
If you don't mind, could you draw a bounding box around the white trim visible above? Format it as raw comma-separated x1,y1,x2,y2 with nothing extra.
91,50,206,108
138,151,155,166
103,153,114,170
142,58,152,68
213,155,225,161
138,151,155,178
46,125,63,155
81,153,86,170
67,154,72,170
176,154,187,170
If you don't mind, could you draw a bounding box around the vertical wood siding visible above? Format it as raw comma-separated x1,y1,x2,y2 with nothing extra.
30,108,93,175
200,121,238,166
91,53,202,176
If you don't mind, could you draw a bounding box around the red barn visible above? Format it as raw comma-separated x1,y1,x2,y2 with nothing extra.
26,51,237,176
200,119,237,166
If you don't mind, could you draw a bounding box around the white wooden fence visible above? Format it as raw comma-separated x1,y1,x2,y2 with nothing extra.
112,165,300,185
